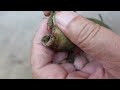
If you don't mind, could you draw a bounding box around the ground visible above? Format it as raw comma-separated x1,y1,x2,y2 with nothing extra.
0,11,119,79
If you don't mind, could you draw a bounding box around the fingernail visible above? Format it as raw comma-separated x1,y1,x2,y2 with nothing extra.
55,11,79,28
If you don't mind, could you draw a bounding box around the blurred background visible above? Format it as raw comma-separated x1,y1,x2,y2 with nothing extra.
0,11,120,79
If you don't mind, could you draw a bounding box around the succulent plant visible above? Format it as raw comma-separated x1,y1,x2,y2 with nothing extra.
41,11,110,63
42,11,76,52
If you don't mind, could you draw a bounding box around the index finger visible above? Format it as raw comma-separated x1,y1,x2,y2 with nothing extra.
31,18,54,69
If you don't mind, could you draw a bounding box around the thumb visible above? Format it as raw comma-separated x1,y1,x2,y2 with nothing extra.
55,11,112,49
55,12,120,77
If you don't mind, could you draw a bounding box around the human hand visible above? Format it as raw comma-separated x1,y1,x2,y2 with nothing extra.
31,18,89,79
31,11,120,79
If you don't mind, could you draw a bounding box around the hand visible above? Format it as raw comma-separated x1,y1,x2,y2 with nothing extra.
31,11,120,79
31,18,88,79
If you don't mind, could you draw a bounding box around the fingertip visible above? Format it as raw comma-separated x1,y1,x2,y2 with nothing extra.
55,11,84,46
60,63,76,73
66,71,90,79
34,64,67,79
88,66,106,79
74,55,88,70
81,62,101,74
55,11,79,30
53,52,68,63
44,11,51,16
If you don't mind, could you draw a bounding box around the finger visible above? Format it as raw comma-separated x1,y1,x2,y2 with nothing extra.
60,63,76,73
55,11,101,47
44,11,51,16
55,11,118,56
59,60,68,64
31,18,54,69
74,55,88,70
88,66,108,79
81,62,102,74
32,64,67,79
53,52,68,63
88,65,115,79
66,71,90,79
55,11,120,75
88,67,106,79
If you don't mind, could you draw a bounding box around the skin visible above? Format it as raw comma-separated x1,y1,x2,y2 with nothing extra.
31,11,120,79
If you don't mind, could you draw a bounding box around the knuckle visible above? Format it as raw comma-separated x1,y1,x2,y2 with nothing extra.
76,22,101,48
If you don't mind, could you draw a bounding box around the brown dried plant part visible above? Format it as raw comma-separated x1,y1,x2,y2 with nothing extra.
41,11,111,63
42,11,76,52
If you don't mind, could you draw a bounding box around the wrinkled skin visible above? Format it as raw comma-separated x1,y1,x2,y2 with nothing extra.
41,11,111,63
31,19,113,79
42,11,110,52
31,11,120,79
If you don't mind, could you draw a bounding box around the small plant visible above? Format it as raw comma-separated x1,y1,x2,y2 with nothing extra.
41,11,110,63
